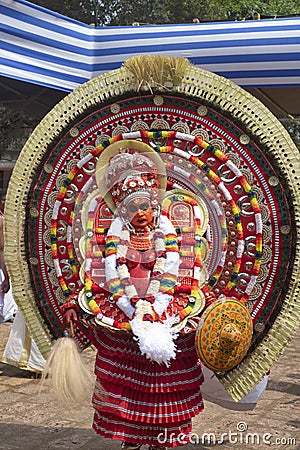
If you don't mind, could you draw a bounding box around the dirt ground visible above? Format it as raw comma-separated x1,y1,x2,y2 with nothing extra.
0,321,299,450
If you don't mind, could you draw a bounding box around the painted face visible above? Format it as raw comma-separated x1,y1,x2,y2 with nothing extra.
126,197,154,230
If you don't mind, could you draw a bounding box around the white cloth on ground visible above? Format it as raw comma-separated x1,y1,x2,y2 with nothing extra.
2,310,45,372
201,364,268,410
3,287,18,322
0,270,17,322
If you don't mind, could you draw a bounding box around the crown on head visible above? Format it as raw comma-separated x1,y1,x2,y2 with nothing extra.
105,149,160,207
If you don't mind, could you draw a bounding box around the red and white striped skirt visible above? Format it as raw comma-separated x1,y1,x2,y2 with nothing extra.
91,327,204,447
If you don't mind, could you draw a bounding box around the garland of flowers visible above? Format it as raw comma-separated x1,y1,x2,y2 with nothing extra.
56,130,260,326
105,215,179,320
84,191,211,327
83,196,106,314
163,192,206,320
54,130,261,309
155,143,245,297
85,214,179,328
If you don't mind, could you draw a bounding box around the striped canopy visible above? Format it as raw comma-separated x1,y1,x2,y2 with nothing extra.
1,0,300,93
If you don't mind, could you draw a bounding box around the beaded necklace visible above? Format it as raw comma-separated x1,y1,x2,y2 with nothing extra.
116,226,167,304
130,230,151,251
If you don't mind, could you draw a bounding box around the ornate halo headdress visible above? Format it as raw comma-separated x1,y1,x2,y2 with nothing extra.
5,55,300,398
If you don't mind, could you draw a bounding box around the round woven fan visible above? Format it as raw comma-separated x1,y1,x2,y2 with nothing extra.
5,56,300,401
196,298,253,372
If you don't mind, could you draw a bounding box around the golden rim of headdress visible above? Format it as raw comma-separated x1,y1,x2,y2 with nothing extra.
4,55,300,397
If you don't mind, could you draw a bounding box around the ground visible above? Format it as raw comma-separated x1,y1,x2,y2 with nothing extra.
0,322,299,450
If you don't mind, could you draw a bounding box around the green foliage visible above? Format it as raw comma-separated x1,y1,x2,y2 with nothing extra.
180,0,300,22
29,0,300,25
29,0,95,24
283,120,300,151
0,107,38,158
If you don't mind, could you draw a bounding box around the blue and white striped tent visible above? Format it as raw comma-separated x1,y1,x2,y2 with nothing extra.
1,0,300,92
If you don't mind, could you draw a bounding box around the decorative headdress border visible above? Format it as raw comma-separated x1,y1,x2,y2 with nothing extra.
4,56,300,400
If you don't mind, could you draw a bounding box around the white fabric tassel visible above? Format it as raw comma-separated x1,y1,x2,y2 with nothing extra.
130,300,178,366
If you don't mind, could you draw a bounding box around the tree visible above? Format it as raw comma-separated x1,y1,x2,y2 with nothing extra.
0,107,38,159
283,120,300,151
28,0,300,25
30,0,95,24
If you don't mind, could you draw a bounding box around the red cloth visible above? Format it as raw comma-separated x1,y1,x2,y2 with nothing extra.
91,328,204,447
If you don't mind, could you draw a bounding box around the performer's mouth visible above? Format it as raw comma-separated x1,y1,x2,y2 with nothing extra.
137,217,147,224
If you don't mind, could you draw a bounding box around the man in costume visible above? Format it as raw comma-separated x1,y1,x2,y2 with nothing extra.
62,140,215,449
4,55,299,450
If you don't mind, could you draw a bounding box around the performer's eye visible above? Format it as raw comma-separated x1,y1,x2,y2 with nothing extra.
140,202,150,211
128,204,138,213
128,202,150,212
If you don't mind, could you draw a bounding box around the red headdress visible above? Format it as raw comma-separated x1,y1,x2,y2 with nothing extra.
105,149,160,209
96,140,167,214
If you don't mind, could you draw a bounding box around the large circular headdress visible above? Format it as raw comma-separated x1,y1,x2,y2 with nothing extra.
5,55,300,401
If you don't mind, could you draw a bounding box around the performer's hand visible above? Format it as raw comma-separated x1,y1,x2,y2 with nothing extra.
64,308,78,326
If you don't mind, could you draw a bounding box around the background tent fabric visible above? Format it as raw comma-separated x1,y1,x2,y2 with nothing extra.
0,0,300,121
1,0,300,92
